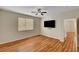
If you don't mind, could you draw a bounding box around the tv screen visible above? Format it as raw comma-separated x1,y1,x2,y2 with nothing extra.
44,20,55,28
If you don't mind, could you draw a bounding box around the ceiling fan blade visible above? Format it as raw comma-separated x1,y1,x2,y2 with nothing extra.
38,8,41,13
42,12,47,13
41,13,44,16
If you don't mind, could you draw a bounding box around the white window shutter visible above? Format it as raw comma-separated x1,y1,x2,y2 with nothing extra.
18,17,26,31
25,19,33,30
18,17,33,31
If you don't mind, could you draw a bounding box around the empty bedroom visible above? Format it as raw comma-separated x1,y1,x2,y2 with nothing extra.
0,6,79,52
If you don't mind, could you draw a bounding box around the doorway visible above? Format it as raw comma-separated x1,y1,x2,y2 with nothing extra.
64,18,77,52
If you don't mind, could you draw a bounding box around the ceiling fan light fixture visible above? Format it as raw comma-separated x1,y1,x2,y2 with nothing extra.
31,8,47,16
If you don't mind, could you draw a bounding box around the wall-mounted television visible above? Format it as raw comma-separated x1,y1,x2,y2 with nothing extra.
44,20,55,28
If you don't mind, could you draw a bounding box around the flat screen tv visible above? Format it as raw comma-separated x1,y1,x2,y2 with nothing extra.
44,20,55,28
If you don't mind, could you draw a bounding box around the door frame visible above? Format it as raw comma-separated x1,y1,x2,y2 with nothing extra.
64,18,77,52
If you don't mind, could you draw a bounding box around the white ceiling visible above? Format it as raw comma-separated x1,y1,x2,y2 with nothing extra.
0,6,79,18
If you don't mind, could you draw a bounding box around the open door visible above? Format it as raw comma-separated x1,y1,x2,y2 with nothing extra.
64,18,77,52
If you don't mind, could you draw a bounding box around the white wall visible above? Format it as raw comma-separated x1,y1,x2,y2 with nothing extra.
41,15,64,41
0,10,41,44
41,9,79,41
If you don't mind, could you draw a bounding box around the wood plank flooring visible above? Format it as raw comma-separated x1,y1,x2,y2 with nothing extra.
62,32,76,52
77,47,79,52
0,35,76,52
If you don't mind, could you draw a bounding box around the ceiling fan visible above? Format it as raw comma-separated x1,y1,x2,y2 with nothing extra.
31,8,47,16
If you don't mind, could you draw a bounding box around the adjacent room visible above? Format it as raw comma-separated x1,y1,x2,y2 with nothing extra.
0,6,79,52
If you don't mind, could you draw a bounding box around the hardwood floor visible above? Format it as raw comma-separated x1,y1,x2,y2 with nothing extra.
77,47,79,52
0,35,76,52
62,32,76,52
